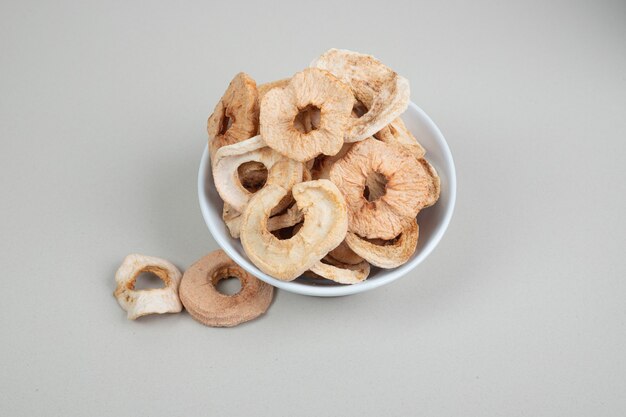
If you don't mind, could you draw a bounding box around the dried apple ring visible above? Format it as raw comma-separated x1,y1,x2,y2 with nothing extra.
309,256,370,285
374,117,426,159
260,68,354,162
330,138,433,240
224,203,303,239
179,250,273,327
309,143,353,180
311,49,409,143
213,136,303,212
258,78,290,102
114,254,183,320
345,219,419,268
267,205,303,231
374,120,440,207
222,202,243,238
240,180,348,281
207,72,259,160
328,240,364,265
419,158,441,208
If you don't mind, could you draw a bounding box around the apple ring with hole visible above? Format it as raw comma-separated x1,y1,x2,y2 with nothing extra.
114,254,183,320
179,250,274,327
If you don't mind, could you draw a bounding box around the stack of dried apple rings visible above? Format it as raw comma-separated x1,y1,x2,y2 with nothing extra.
210,49,440,285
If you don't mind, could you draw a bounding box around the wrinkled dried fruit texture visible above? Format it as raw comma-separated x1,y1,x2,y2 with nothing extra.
345,219,419,268
309,143,353,180
328,240,364,265
207,73,259,161
113,254,183,320
223,202,243,238
257,78,290,103
375,118,425,159
266,163,312,218
302,165,313,182
309,256,370,285
224,203,303,239
374,118,440,207
418,158,441,208
330,138,433,239
267,204,303,231
240,180,348,280
311,49,410,142
213,136,303,212
179,250,273,327
260,68,354,162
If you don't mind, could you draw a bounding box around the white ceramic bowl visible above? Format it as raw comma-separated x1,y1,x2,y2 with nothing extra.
198,102,456,297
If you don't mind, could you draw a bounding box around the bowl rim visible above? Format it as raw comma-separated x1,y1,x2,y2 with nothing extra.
198,102,457,297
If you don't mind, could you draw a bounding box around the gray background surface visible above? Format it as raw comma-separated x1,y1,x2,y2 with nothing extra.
1,1,625,416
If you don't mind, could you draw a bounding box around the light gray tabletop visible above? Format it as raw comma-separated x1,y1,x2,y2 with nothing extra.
1,1,625,416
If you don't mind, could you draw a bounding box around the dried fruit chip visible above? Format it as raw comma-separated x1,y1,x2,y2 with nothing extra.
328,240,364,265
260,68,354,162
223,202,243,238
113,254,183,320
213,135,303,212
418,157,441,208
309,256,370,285
345,219,419,268
311,49,410,142
240,180,348,280
375,119,440,207
257,78,290,102
223,203,303,239
309,143,353,180
221,150,309,239
207,73,259,160
329,138,432,239
179,250,273,327
374,117,426,159
267,204,303,231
